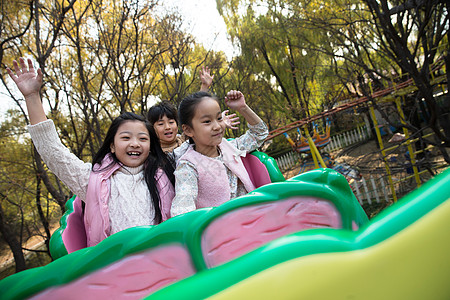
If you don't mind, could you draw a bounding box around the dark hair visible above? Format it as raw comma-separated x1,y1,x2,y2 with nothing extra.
92,112,175,224
178,91,220,128
178,91,219,144
147,100,179,126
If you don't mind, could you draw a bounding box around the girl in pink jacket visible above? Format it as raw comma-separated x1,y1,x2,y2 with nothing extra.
171,90,268,217
7,58,175,247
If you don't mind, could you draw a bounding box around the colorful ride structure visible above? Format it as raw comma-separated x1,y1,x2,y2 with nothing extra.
283,119,331,154
268,61,447,202
283,120,362,187
0,155,449,299
283,119,334,175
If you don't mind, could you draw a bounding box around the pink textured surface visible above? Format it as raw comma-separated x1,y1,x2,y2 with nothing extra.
62,196,87,253
241,154,271,188
201,197,342,268
31,244,195,300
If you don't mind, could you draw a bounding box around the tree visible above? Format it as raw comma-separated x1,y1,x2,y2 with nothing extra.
297,0,449,162
218,0,449,162
363,0,449,162
217,0,353,134
0,111,59,272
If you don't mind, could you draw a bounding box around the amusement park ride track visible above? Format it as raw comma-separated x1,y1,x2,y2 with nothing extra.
265,73,440,141
265,65,447,203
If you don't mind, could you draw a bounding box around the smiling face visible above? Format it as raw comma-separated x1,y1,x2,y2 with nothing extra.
110,120,151,168
182,97,226,157
154,114,178,144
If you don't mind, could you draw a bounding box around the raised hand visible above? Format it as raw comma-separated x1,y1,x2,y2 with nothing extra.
6,57,46,124
6,57,43,98
199,66,214,91
222,110,240,130
224,90,246,111
224,90,262,126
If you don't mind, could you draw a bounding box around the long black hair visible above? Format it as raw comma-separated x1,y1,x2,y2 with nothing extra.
92,112,175,224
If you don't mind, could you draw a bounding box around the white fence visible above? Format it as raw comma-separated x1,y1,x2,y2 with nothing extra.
273,125,395,204
324,125,372,152
351,175,392,205
275,125,371,171
275,151,301,171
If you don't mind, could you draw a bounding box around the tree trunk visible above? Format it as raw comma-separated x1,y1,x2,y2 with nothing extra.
0,202,27,272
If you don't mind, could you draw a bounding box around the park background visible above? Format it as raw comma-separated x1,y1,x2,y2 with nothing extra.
0,0,448,278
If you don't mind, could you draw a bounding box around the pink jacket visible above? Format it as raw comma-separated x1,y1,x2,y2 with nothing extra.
84,154,174,247
179,138,256,209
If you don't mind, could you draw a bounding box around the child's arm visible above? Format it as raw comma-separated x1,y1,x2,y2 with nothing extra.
171,161,198,217
7,57,91,200
224,90,262,126
199,66,214,92
225,90,268,152
6,58,47,125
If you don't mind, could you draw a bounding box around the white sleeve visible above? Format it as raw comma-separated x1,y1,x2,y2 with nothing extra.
172,140,190,163
231,120,269,152
171,160,198,217
28,120,92,201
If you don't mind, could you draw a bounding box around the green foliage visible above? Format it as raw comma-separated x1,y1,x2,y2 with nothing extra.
217,0,361,126
0,114,59,247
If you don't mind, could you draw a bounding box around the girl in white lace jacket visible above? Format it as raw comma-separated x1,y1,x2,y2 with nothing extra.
7,58,175,246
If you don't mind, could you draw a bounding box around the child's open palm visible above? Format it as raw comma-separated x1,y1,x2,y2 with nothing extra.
199,66,214,91
6,57,43,98
225,90,246,111
221,110,240,130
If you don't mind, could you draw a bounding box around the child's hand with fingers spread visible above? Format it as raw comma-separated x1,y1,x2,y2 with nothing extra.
199,66,214,91
222,110,240,130
6,57,43,98
225,90,247,111
6,57,47,125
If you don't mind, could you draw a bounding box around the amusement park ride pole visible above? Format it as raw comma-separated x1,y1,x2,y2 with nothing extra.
369,105,398,202
303,125,327,169
395,97,422,188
